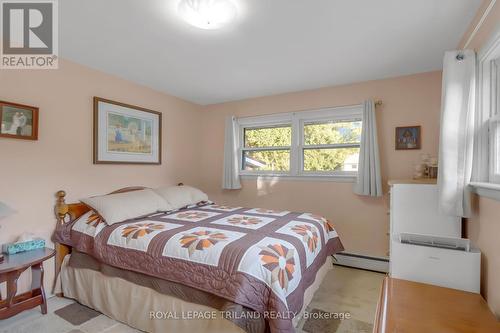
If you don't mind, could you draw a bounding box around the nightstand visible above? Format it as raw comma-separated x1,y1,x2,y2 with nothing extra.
0,248,55,319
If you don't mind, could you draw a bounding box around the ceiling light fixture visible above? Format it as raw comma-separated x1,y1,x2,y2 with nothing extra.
178,0,237,30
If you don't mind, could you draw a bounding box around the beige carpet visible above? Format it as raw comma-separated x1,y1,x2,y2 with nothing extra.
0,265,385,333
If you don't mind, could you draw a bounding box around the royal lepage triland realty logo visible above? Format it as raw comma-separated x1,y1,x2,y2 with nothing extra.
1,0,58,69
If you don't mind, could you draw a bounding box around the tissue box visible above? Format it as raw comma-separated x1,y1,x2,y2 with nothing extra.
2,238,45,254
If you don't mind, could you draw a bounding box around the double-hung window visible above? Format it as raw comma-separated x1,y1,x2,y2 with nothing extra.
470,28,500,200
238,106,363,179
242,124,292,173
475,39,500,186
488,58,500,183
301,119,362,174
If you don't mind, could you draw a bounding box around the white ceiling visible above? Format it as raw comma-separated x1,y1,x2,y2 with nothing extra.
60,0,481,105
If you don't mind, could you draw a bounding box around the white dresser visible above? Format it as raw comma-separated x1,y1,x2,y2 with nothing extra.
388,179,481,293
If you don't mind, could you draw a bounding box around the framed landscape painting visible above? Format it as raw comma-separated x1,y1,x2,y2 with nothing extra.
93,97,162,164
0,101,39,140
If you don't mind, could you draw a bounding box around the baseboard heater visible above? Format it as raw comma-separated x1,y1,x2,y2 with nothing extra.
332,252,389,273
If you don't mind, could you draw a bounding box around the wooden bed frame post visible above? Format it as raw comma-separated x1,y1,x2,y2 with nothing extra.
54,190,71,279
55,190,68,224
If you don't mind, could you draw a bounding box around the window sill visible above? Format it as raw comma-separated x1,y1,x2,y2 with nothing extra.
469,182,500,201
240,174,357,183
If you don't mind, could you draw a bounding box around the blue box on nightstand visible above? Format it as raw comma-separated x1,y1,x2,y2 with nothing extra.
2,238,46,254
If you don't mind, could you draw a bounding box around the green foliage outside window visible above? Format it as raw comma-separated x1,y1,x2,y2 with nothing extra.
243,121,361,172
303,121,361,172
244,126,292,147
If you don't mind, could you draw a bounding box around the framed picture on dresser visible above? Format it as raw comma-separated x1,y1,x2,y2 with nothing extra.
93,97,162,164
0,101,39,140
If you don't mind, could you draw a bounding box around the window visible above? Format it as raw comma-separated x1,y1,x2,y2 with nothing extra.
490,115,500,183
302,120,361,173
242,125,292,172
489,59,500,182
480,56,500,184
238,106,363,179
471,27,500,200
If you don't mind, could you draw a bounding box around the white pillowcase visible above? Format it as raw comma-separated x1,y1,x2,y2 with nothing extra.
81,189,171,225
153,185,208,210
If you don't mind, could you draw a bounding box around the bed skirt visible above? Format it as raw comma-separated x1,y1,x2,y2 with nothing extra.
58,255,333,333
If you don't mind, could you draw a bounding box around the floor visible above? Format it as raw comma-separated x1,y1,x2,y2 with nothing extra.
0,265,385,333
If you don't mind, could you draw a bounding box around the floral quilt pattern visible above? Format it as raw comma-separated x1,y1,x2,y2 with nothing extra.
296,213,338,242
244,208,290,216
72,210,106,237
63,203,343,333
276,221,322,267
211,214,275,229
161,210,221,222
200,204,242,212
163,227,245,266
238,237,302,306
107,221,182,251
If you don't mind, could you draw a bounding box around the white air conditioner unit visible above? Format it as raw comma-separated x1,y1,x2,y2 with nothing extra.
399,233,471,251
391,233,481,293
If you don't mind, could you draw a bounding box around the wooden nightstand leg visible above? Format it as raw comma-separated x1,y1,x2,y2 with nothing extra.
31,263,47,314
6,271,20,307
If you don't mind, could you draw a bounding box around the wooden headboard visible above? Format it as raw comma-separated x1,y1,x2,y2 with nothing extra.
53,186,149,275
53,183,186,274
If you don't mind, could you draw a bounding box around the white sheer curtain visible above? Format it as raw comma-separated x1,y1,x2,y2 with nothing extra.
438,50,476,217
354,100,382,197
222,116,242,190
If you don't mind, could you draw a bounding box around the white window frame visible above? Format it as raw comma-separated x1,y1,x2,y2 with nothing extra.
489,57,500,183
470,25,500,200
237,105,363,181
239,116,293,177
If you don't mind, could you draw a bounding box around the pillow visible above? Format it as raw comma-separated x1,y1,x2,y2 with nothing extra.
81,189,171,225
153,185,209,210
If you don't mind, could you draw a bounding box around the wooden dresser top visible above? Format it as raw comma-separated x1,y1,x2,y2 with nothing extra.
374,277,499,333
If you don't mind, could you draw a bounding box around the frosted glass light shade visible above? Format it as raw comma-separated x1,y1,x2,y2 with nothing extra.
178,0,237,30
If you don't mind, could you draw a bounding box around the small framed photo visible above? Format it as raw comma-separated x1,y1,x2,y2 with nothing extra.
395,126,421,150
0,101,39,140
93,97,162,164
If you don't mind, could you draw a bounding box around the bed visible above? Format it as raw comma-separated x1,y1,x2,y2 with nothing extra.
53,186,344,333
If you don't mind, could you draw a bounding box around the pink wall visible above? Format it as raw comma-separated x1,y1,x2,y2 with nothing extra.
461,0,500,318
200,71,443,258
1,1,495,312
468,196,500,317
0,59,203,294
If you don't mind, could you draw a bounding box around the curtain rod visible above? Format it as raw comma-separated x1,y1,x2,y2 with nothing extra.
235,100,383,121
